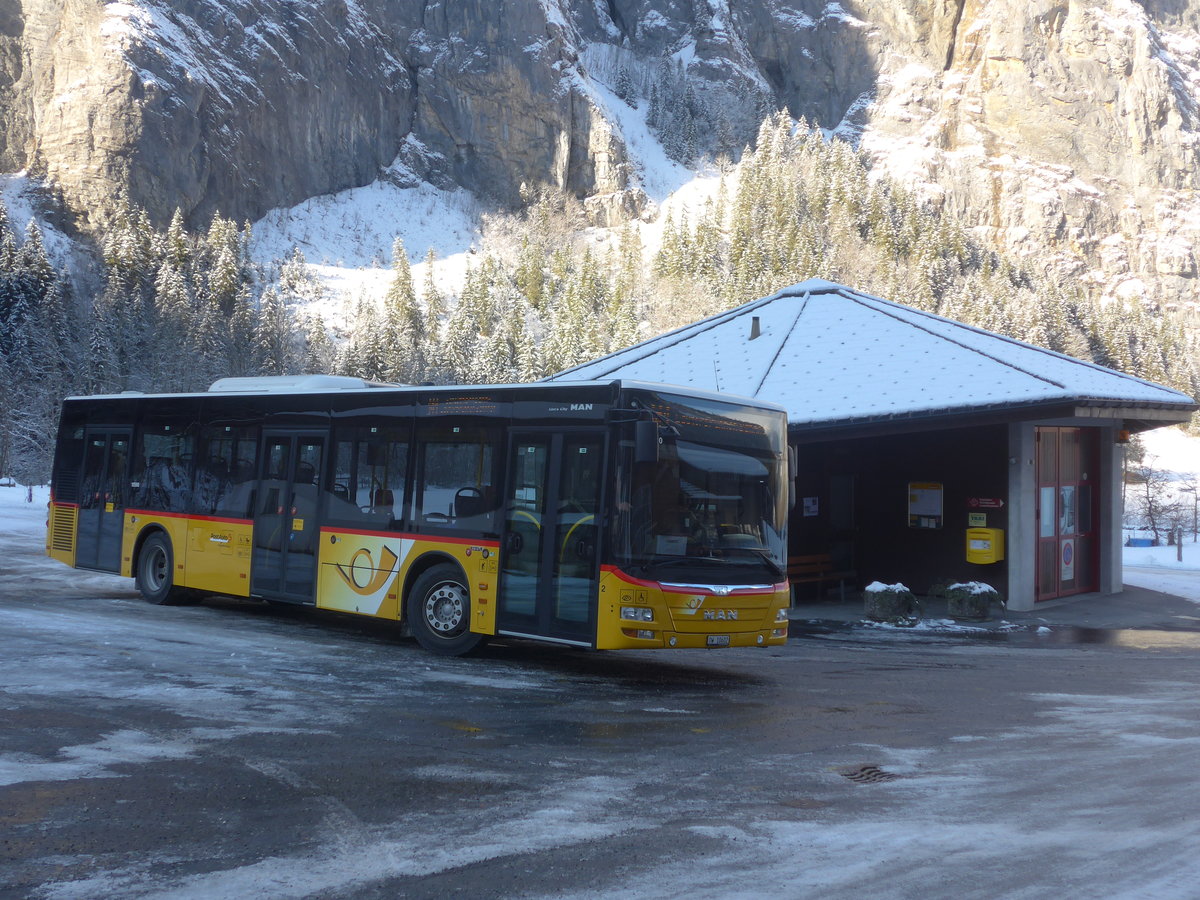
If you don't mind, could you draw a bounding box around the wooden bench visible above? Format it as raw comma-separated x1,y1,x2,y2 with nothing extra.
787,553,856,604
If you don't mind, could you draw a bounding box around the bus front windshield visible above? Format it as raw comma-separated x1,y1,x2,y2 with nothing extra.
614,393,788,582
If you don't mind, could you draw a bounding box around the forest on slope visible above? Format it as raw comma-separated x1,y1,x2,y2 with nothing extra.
1,115,1197,483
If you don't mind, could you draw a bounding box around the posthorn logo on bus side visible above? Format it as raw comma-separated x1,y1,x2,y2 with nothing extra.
334,546,399,595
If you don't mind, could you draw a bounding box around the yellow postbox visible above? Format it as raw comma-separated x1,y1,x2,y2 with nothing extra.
966,528,1005,564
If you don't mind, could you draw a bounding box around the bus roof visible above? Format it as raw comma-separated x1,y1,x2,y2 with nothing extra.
65,377,787,413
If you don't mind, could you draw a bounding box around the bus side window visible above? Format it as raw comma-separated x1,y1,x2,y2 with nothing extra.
327,427,408,530
417,427,499,533
133,429,194,512
199,426,258,519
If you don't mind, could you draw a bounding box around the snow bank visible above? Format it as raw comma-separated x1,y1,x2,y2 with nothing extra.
1123,542,1200,570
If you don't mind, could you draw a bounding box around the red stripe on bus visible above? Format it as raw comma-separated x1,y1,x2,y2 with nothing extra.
126,509,252,526
318,527,500,547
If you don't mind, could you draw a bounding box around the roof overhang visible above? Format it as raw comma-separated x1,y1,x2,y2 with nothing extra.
787,398,1196,443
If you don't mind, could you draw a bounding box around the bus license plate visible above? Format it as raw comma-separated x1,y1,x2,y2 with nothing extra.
707,635,730,648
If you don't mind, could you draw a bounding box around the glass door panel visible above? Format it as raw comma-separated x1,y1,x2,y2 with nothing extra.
498,431,604,643
499,439,549,620
552,436,603,627
76,430,130,572
252,433,325,603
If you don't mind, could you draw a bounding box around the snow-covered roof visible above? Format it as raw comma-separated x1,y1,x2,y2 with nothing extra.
547,280,1197,431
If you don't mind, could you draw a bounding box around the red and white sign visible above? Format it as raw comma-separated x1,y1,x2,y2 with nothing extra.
968,497,1005,509
1061,538,1075,581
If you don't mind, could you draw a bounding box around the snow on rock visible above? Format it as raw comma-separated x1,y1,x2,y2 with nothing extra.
947,581,998,595
864,581,910,593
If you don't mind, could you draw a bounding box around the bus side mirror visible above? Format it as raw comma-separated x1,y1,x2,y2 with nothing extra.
787,445,798,511
635,420,659,465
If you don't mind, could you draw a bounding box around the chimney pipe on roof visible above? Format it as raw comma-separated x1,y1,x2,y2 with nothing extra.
749,316,761,340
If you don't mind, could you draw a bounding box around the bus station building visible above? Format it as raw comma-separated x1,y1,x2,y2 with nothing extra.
548,279,1198,610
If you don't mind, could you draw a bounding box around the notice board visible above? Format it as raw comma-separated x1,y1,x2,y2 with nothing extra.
908,481,943,529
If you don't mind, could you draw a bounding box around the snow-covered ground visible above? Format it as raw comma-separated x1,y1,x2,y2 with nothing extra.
1122,542,1200,602
0,482,48,531
1121,425,1200,600
249,177,483,312
6,479,1200,898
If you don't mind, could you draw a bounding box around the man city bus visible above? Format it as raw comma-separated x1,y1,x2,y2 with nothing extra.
46,376,790,655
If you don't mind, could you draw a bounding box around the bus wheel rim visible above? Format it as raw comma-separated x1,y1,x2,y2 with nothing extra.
424,582,465,635
147,546,168,591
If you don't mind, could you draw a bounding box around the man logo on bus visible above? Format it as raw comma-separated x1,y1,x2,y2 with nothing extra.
335,546,399,596
570,403,593,411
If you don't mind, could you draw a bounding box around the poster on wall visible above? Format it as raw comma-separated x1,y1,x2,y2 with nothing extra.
907,482,943,529
803,496,819,517
1061,538,1075,582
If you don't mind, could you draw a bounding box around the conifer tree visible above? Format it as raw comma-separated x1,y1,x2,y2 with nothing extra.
381,237,424,383
256,287,297,376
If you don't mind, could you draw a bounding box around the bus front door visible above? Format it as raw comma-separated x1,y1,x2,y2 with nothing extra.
75,429,131,572
251,432,325,603
498,431,605,646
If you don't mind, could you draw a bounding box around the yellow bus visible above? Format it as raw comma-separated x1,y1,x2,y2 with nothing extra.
46,376,790,655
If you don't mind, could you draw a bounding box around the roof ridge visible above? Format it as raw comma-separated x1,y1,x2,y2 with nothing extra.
753,290,810,395
848,288,1192,399
845,293,1070,391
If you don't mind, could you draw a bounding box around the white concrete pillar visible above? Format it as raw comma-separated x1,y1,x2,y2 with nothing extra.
1006,422,1037,611
1098,425,1122,595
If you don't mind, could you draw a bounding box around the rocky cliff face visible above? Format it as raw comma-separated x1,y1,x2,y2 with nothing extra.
856,0,1200,308
1,0,1198,307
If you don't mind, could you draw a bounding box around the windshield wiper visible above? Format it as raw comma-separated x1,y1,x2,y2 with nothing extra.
741,547,784,576
637,555,724,573
639,552,783,577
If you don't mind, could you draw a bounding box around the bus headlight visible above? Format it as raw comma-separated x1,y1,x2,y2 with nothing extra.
622,628,658,640
621,606,654,622
775,608,789,623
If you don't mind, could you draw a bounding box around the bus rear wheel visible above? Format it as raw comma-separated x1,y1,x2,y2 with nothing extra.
136,532,191,605
407,564,487,656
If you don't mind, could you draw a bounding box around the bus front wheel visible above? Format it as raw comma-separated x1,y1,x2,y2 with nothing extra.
136,532,190,605
407,564,487,656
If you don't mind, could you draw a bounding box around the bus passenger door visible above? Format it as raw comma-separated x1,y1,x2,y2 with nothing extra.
75,429,130,572
251,432,325,604
497,431,605,646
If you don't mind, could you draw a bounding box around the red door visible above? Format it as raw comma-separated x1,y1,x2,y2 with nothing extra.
1036,427,1098,601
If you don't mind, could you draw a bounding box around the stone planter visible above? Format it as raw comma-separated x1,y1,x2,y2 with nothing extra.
863,582,919,624
945,582,1002,621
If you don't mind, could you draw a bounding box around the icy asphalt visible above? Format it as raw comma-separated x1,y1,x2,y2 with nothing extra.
3,492,1200,899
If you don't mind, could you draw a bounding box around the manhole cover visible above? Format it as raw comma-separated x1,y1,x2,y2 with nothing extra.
839,764,900,784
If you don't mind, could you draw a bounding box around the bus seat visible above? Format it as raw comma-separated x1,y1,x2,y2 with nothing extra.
372,488,394,511
454,486,488,519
